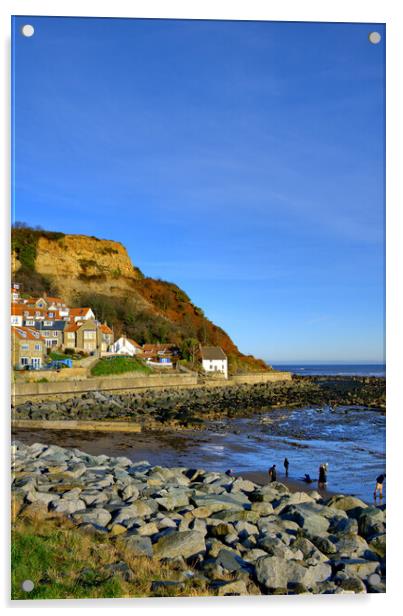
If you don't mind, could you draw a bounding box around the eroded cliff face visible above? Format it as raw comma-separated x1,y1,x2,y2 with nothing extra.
13,233,145,303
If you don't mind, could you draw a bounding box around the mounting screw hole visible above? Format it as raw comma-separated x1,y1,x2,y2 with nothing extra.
368,32,381,45
22,579,34,592
21,24,35,38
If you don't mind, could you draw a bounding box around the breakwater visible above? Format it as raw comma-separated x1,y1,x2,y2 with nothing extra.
12,440,386,595
11,377,386,430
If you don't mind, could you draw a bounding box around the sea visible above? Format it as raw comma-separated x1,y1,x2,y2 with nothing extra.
271,363,386,377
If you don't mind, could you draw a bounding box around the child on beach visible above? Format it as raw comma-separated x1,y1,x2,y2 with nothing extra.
374,473,385,500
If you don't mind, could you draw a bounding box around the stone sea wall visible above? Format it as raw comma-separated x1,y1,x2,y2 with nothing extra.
12,441,386,595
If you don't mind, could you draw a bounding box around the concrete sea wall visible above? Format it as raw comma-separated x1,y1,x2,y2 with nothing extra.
12,372,198,403
232,372,292,385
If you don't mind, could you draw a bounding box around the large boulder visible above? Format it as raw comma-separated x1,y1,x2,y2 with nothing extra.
155,493,189,511
255,556,331,591
50,499,86,514
74,508,112,528
122,535,153,557
368,533,386,559
326,495,368,517
332,558,380,580
230,478,257,493
112,501,154,523
190,493,250,513
215,549,251,573
358,508,385,539
153,531,206,560
279,504,330,536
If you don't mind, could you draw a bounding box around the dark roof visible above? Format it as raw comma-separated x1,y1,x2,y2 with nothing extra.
34,320,66,332
200,346,227,360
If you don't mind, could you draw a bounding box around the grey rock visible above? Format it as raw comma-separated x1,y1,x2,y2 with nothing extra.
51,499,86,514
368,533,386,558
280,504,330,536
216,579,248,595
215,549,250,572
113,501,154,523
154,531,206,560
73,508,112,528
191,493,250,512
255,556,331,590
358,508,385,539
123,535,153,557
156,493,189,511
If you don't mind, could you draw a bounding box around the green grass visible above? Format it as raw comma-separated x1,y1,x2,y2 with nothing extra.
49,352,71,361
90,356,152,377
11,500,214,599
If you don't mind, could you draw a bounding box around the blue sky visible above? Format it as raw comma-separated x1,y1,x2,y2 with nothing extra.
12,17,385,362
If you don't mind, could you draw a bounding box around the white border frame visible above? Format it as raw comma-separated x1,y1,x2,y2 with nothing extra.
1,1,402,614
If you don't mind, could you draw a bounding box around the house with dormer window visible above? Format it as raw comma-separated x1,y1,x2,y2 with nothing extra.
12,327,46,369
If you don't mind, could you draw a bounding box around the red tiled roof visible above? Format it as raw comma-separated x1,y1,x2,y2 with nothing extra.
142,344,175,352
12,305,46,318
64,322,80,333
100,324,113,334
44,296,64,303
70,307,92,317
12,327,45,342
11,304,24,315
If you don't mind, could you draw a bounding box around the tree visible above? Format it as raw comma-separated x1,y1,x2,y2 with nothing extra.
180,338,199,365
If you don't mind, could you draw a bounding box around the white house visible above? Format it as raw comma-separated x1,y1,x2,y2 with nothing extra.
69,307,95,322
200,346,228,379
109,336,143,356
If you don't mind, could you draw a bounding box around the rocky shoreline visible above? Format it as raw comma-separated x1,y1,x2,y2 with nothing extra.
12,441,386,595
12,376,386,431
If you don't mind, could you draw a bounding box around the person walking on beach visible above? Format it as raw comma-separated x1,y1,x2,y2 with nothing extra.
318,464,327,488
268,464,277,482
284,458,289,477
374,473,385,500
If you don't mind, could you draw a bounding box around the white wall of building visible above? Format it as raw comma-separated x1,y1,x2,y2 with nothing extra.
202,358,228,379
109,337,141,356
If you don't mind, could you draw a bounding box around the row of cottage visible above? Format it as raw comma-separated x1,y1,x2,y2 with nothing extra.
11,287,114,369
10,285,229,377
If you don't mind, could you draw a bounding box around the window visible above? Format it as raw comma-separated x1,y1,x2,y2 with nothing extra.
84,330,96,339
21,344,29,350
53,331,59,337
35,344,41,351
20,357,29,366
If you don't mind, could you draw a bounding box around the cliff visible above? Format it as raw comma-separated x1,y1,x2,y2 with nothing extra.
11,226,268,372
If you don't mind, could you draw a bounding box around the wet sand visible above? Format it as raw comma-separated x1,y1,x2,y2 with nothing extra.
240,470,338,498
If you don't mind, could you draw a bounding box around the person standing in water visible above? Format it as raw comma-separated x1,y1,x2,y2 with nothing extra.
374,473,386,500
318,464,327,488
284,458,289,477
268,464,277,482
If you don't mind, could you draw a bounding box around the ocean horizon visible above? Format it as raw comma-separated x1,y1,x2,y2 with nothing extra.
270,363,386,377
